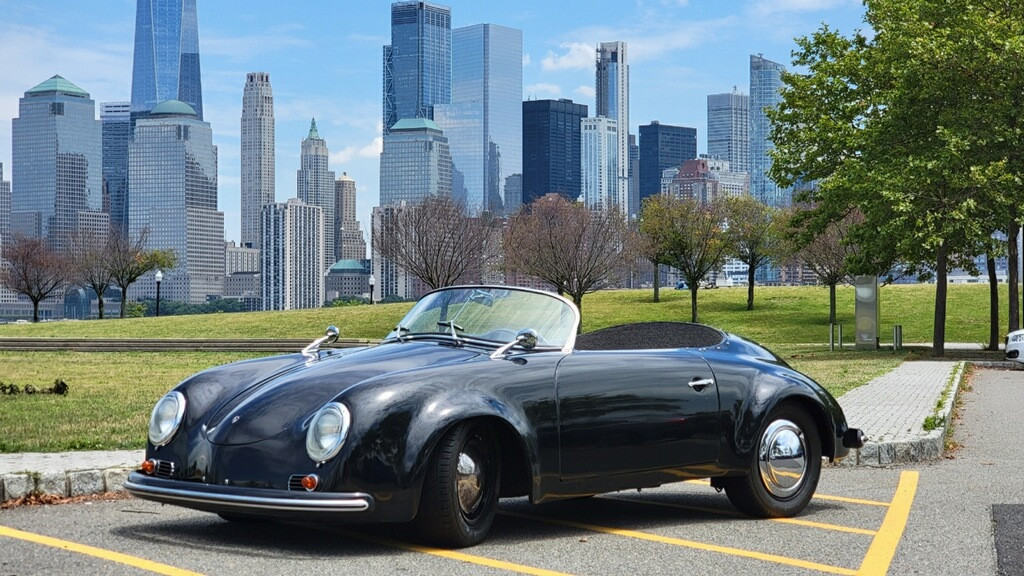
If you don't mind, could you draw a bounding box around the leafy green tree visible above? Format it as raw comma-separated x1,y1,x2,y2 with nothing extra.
768,0,1019,356
723,195,784,311
106,229,177,318
640,195,729,322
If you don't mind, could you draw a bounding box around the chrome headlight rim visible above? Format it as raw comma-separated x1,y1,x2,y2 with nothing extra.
1009,331,1024,343
148,391,186,447
306,402,351,464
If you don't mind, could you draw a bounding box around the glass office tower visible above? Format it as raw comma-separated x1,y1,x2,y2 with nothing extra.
522,99,588,206
379,118,452,206
749,54,790,207
131,0,203,120
638,121,697,205
435,24,522,215
12,75,103,252
383,1,451,134
707,89,749,175
101,102,131,234
596,41,629,211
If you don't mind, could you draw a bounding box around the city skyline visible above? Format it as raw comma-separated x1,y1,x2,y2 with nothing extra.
0,0,868,243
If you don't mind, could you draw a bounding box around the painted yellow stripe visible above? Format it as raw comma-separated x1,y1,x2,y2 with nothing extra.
336,530,576,576
813,493,892,508
601,495,877,536
0,525,203,576
501,511,858,575
856,471,919,576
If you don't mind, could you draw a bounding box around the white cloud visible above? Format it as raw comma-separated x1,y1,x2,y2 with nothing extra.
750,0,853,18
525,83,562,98
574,85,595,99
523,53,531,67
541,42,594,71
331,136,383,164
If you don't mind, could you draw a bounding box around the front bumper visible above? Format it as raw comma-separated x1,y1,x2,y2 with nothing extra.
125,472,375,519
1006,331,1024,363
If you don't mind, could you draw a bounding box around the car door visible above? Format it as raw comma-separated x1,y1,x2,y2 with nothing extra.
555,349,719,480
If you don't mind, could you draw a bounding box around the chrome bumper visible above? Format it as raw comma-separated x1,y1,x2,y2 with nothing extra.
125,472,373,514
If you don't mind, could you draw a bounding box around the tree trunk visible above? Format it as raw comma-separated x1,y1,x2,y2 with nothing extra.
987,253,1000,351
932,240,948,357
746,262,756,311
690,286,699,323
97,296,105,320
118,283,129,318
32,300,40,323
653,261,660,303
1009,220,1021,333
573,294,584,333
829,282,837,325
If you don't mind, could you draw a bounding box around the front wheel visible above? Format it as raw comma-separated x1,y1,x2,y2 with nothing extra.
724,404,821,518
415,422,500,547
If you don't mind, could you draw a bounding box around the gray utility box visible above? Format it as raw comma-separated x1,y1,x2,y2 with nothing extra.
854,275,879,350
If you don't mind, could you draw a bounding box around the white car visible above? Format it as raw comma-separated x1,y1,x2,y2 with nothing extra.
1007,329,1024,363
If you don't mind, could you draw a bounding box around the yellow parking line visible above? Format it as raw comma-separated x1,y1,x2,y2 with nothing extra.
601,495,877,536
336,530,577,576
814,494,892,508
501,511,858,575
856,470,919,576
0,525,203,576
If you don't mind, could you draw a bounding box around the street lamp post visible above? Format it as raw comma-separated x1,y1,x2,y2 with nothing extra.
155,270,163,317
368,274,375,305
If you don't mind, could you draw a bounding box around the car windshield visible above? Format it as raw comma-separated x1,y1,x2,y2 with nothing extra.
385,286,578,349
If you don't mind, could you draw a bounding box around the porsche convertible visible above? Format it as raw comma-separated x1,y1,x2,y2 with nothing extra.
126,285,864,547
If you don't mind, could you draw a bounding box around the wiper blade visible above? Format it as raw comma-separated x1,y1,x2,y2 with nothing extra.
394,324,410,343
437,321,464,339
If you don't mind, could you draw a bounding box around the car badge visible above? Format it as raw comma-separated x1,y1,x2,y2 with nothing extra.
231,416,241,424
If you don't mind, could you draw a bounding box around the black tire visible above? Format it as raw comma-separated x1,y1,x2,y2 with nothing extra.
724,404,821,518
415,422,500,547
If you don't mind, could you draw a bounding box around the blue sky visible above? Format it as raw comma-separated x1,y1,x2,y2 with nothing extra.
0,0,868,244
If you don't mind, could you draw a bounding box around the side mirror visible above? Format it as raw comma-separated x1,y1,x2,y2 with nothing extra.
515,328,538,350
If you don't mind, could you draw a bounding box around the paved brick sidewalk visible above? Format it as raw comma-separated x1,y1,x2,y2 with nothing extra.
836,361,962,466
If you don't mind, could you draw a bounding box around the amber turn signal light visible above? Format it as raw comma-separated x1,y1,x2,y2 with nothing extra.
301,474,319,491
141,459,156,475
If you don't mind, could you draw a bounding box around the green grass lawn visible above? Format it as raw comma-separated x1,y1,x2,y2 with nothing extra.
0,283,1004,452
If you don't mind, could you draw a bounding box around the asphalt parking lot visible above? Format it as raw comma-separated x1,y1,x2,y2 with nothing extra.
0,467,916,576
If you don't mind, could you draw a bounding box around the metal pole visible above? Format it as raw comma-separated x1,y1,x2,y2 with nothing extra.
829,323,835,351
838,324,843,350
156,281,161,317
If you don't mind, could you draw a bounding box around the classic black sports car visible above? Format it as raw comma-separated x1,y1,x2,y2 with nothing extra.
126,285,864,547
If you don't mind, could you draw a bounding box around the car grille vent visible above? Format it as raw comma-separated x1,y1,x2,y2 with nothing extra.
154,460,175,479
288,475,306,491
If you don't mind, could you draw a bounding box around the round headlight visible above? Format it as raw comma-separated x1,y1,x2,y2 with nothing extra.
306,402,351,463
148,391,186,447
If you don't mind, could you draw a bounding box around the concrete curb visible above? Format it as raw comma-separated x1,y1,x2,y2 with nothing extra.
1,466,134,502
835,361,966,467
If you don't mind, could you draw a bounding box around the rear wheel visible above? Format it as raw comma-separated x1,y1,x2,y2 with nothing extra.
416,422,500,547
724,404,821,517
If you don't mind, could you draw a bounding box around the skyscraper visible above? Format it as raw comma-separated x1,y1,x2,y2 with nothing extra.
241,72,275,251
12,75,105,253
707,89,749,174
638,121,697,205
749,54,790,207
581,116,619,212
521,98,587,205
596,41,630,211
434,24,522,215
101,102,131,234
383,1,451,134
297,119,336,271
128,100,223,305
0,162,10,248
261,198,324,310
379,118,453,206
335,173,367,261
130,0,203,120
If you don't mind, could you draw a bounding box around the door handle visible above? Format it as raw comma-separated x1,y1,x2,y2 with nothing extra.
688,377,714,392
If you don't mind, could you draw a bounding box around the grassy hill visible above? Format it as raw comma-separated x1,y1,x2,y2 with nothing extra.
0,282,1010,345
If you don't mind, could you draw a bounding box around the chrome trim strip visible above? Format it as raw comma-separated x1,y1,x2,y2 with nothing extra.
124,480,372,513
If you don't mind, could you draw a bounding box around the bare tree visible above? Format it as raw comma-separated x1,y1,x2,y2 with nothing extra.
373,195,500,290
785,209,860,325
724,195,784,311
504,194,631,323
67,229,115,319
0,235,68,322
640,194,729,323
107,229,177,318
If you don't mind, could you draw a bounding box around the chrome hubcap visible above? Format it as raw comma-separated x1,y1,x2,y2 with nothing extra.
758,419,807,499
456,449,484,515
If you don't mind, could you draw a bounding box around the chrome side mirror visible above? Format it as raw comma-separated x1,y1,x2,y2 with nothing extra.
490,328,539,359
303,325,339,359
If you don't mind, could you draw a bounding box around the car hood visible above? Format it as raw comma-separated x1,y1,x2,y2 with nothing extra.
204,341,480,446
